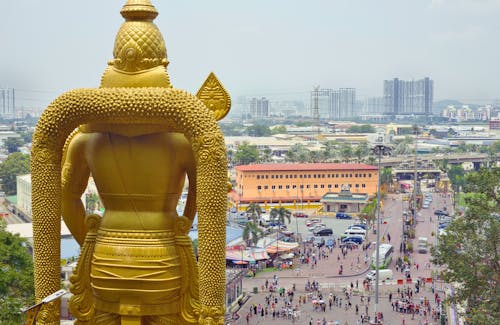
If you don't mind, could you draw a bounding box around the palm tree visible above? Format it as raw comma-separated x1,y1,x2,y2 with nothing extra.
380,167,393,191
361,198,377,228
242,222,264,247
270,207,291,226
246,202,262,222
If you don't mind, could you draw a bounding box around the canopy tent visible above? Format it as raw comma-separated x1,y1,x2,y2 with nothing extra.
265,241,299,254
226,248,270,262
279,252,295,260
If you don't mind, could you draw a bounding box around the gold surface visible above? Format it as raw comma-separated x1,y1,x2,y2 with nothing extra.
31,1,229,324
196,72,231,121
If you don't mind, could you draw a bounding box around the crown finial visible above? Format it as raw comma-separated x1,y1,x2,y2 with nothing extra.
120,0,158,21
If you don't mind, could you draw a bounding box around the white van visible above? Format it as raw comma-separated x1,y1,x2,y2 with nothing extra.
366,269,393,282
343,228,366,238
418,237,428,253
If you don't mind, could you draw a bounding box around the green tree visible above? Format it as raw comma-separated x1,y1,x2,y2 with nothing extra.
346,124,376,133
380,167,393,188
270,125,287,135
393,136,413,155
0,221,34,324
245,124,272,137
309,150,325,163
432,168,500,324
270,207,291,226
361,198,378,227
234,142,259,165
490,140,500,154
0,153,30,195
85,193,102,214
438,158,449,173
339,143,353,162
354,142,370,162
242,222,264,247
260,147,273,163
19,131,34,144
219,123,244,136
246,202,262,222
322,141,338,161
448,165,466,208
285,144,311,163
3,137,24,154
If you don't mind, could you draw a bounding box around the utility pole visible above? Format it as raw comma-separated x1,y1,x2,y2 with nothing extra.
413,124,419,225
371,143,391,322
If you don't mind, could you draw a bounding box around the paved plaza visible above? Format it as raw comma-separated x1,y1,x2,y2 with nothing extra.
228,192,453,325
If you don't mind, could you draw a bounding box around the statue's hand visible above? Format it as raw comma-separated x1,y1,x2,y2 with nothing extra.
175,216,192,235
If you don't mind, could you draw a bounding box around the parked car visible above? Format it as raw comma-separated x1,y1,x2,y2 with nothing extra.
346,226,365,232
339,241,359,249
325,237,336,248
336,212,352,219
305,218,321,227
434,209,449,216
309,223,327,232
313,236,325,247
293,212,308,218
418,237,428,253
349,223,367,230
341,235,363,244
314,228,333,236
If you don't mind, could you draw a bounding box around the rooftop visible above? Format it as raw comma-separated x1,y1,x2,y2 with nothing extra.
236,163,378,172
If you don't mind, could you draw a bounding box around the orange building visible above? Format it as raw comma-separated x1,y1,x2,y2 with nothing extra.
231,163,379,204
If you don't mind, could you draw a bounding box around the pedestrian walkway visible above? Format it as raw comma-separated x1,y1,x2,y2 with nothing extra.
229,192,451,325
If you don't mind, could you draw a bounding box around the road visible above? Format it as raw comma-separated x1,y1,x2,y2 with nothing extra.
0,198,24,224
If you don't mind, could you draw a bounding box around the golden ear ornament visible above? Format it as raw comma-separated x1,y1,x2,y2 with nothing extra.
196,72,231,121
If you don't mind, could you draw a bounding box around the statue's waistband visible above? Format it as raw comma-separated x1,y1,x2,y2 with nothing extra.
99,192,180,201
97,228,176,243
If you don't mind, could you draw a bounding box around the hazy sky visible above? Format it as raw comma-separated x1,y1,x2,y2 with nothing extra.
1,0,499,110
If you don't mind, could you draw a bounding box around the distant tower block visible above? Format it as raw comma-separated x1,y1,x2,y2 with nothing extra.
312,86,320,133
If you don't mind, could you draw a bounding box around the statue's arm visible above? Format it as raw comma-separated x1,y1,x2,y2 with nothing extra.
183,146,197,223
61,133,91,246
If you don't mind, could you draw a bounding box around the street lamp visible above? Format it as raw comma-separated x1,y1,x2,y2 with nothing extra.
413,124,419,225
371,143,392,322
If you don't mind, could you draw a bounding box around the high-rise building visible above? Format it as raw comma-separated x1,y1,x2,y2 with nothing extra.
383,77,433,116
338,88,356,119
250,97,269,118
0,88,16,119
362,97,385,114
310,87,356,120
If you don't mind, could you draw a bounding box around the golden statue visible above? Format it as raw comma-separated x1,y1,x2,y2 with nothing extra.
31,1,230,324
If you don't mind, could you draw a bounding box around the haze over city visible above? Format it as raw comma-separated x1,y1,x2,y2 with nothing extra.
1,0,499,111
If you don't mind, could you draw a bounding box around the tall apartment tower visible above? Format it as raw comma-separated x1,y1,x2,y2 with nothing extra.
250,97,269,118
310,88,356,120
0,88,16,119
384,77,433,116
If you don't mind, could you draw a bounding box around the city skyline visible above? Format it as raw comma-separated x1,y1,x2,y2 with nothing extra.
0,0,499,111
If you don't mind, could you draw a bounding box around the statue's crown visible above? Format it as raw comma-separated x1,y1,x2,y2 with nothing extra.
101,0,171,87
